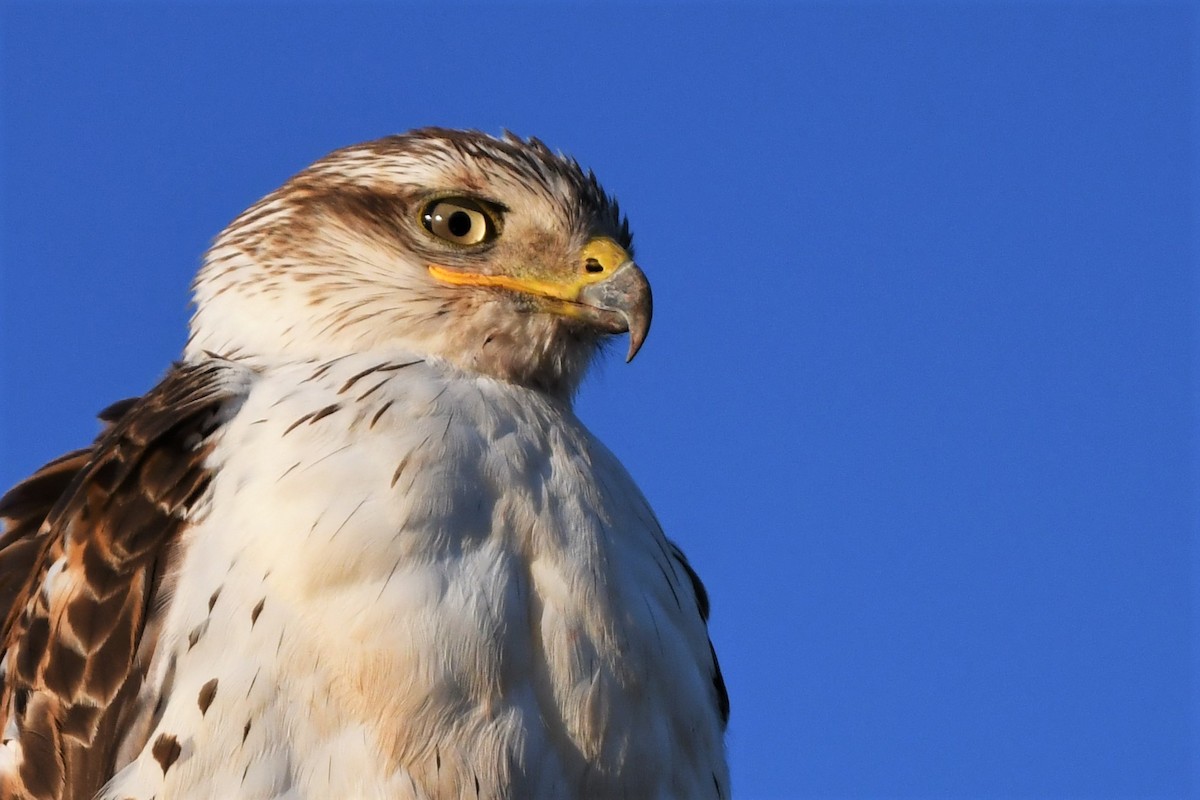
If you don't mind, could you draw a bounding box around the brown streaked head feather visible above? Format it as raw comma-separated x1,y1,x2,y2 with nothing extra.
187,128,641,398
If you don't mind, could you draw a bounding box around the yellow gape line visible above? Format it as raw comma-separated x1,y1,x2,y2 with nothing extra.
428,236,631,300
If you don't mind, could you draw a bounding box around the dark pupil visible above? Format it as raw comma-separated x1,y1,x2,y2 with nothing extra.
447,211,473,237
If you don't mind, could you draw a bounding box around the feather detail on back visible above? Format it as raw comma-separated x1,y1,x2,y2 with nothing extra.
0,361,246,800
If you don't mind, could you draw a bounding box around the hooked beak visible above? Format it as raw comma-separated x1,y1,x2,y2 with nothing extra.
575,259,652,362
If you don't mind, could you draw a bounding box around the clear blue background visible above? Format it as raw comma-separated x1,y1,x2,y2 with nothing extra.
1,3,1196,798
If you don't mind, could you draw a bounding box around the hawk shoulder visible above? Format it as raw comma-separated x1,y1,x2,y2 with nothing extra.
0,361,247,800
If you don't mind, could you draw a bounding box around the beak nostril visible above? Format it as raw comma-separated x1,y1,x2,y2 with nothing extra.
584,259,605,274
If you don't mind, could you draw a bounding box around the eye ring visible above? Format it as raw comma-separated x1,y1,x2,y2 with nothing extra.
420,197,499,246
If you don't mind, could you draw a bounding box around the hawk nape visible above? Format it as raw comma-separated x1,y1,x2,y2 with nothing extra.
0,128,729,800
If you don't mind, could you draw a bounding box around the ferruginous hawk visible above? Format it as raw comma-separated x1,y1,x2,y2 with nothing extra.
0,128,729,799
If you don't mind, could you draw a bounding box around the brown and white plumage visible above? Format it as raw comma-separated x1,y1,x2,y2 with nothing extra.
0,128,728,799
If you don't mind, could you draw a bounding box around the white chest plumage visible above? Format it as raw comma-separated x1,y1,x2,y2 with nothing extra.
102,355,726,800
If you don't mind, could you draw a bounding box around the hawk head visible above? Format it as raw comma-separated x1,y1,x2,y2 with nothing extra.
185,128,650,397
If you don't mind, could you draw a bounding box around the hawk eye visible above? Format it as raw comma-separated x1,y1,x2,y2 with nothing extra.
421,198,497,246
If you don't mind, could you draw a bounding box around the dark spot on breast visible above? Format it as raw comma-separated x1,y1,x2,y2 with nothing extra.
243,719,252,743
152,733,182,774
378,359,422,372
338,363,385,394
308,403,341,425
310,356,352,381
187,624,204,651
370,400,394,429
391,455,413,488
250,598,265,627
208,588,222,613
197,679,218,715
282,412,316,436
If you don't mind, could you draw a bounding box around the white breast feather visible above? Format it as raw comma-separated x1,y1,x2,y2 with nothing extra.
101,354,726,800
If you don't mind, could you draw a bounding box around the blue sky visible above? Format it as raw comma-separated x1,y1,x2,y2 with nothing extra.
1,3,1195,798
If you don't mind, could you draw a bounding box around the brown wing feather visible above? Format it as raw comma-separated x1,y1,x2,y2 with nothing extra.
669,542,730,728
0,361,245,800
